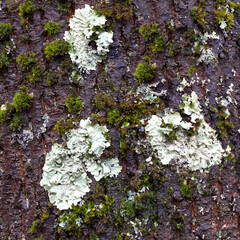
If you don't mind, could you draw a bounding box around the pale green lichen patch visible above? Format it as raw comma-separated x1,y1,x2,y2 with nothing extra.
64,4,113,71
40,119,121,210
145,92,225,172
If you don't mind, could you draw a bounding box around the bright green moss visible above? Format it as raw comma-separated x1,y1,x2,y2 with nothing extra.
10,113,24,131
53,118,73,136
191,6,207,26
214,9,234,30
17,52,36,70
28,65,42,83
0,22,13,40
139,22,159,41
16,52,42,83
44,21,60,36
65,94,83,115
107,109,122,126
139,22,165,53
134,56,156,82
150,36,165,53
229,2,240,13
18,0,35,25
44,39,71,60
0,50,11,70
12,86,33,112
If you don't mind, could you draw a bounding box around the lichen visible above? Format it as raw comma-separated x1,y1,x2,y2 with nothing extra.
145,92,225,172
40,118,121,210
64,4,113,71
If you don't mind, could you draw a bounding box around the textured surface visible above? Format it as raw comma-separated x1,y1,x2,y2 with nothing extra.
0,0,240,239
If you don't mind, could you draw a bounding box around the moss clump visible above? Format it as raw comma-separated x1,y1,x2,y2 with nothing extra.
44,39,71,60
139,22,159,41
134,56,156,82
0,50,11,70
53,118,73,136
0,22,13,40
44,21,60,36
139,22,165,53
94,92,115,110
16,52,36,69
65,94,83,115
16,52,42,83
18,0,35,25
10,113,24,131
191,5,207,27
107,109,122,126
95,0,132,21
214,9,234,30
180,180,194,200
12,86,33,112
216,109,234,138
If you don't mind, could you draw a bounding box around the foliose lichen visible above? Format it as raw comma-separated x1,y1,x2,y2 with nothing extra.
145,92,226,172
64,4,113,71
40,118,122,210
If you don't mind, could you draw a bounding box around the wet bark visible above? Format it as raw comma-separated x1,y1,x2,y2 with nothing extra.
0,0,240,239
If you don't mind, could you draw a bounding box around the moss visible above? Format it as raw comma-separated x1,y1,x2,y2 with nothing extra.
0,22,13,40
44,39,71,60
188,65,196,77
12,86,33,112
18,0,36,25
30,209,49,235
139,22,165,53
44,21,60,36
57,0,71,12
94,92,115,109
214,9,234,30
150,36,165,53
180,180,194,200
10,113,24,131
95,0,132,21
0,103,11,123
17,52,42,83
191,6,207,26
168,41,180,57
53,118,73,136
139,22,159,41
229,2,240,13
0,50,11,70
134,56,156,82
107,108,123,126
7,0,19,13
65,94,83,115
17,52,36,70
216,109,234,138
209,106,218,113
46,71,58,86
